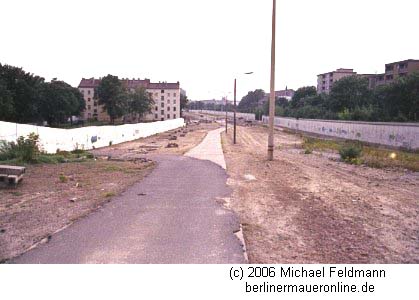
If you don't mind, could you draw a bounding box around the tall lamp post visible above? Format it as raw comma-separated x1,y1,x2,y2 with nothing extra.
267,0,276,161
233,72,253,144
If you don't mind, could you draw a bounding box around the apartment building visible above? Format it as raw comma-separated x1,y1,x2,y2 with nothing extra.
266,88,295,100
78,78,181,122
317,68,357,94
369,59,419,88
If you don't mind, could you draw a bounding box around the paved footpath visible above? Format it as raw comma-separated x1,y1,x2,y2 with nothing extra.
185,127,226,169
13,128,245,263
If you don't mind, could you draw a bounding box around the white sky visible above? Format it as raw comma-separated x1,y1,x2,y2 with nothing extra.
0,0,418,101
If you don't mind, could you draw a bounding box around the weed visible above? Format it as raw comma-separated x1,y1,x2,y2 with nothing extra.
0,133,40,162
304,148,313,155
59,174,68,183
339,145,362,162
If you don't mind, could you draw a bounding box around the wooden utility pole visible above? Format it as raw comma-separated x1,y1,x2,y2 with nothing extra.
268,0,276,161
233,79,237,144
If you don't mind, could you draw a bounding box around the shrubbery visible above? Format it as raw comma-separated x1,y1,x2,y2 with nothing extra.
0,133,94,164
339,144,362,164
0,133,40,162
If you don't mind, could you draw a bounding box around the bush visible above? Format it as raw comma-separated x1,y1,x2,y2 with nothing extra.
0,133,40,162
339,144,362,163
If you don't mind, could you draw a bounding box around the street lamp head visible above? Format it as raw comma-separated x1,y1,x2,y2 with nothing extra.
244,72,254,75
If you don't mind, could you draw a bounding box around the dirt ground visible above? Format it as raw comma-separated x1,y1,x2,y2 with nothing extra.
0,121,218,262
91,121,220,158
0,160,154,262
222,125,419,264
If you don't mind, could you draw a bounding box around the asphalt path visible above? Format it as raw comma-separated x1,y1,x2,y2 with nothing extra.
13,148,245,263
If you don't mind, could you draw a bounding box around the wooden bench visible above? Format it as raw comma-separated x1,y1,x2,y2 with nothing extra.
0,165,26,187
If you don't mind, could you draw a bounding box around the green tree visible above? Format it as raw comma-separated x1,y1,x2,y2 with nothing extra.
238,89,265,113
291,86,317,108
0,79,14,121
373,72,419,121
0,63,44,123
180,93,188,112
328,76,372,113
38,80,85,125
127,87,154,122
96,75,127,124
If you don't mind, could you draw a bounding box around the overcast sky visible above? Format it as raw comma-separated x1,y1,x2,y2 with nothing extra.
1,0,418,100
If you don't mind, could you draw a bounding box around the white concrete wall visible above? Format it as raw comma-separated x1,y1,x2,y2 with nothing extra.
191,110,256,121
0,119,185,153
262,116,419,150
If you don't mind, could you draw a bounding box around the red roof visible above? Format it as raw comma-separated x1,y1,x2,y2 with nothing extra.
78,78,100,88
78,78,180,90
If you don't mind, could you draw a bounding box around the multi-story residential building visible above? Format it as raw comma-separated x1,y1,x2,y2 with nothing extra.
317,68,357,94
265,88,295,100
78,78,181,122
369,59,419,88
258,88,295,105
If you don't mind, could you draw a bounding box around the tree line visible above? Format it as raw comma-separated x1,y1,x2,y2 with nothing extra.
237,72,419,122
0,63,85,125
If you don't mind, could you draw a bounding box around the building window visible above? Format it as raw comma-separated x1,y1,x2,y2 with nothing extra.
155,92,158,96
161,96,164,100
386,75,394,80
88,90,91,95
167,114,170,119
80,90,84,95
167,107,171,111
161,110,164,115
173,114,176,119
173,100,176,104
161,102,164,108
88,98,91,101
88,105,91,109
161,90,165,93
88,113,91,118
94,109,97,113
161,117,164,121
174,93,177,97
173,107,176,111
155,114,158,119
94,101,98,106
155,106,158,111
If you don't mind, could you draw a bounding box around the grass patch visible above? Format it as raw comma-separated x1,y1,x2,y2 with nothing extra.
104,165,125,172
302,136,419,171
103,192,116,198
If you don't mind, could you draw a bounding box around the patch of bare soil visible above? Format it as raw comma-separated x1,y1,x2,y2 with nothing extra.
222,125,419,263
91,122,220,159
0,160,154,262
